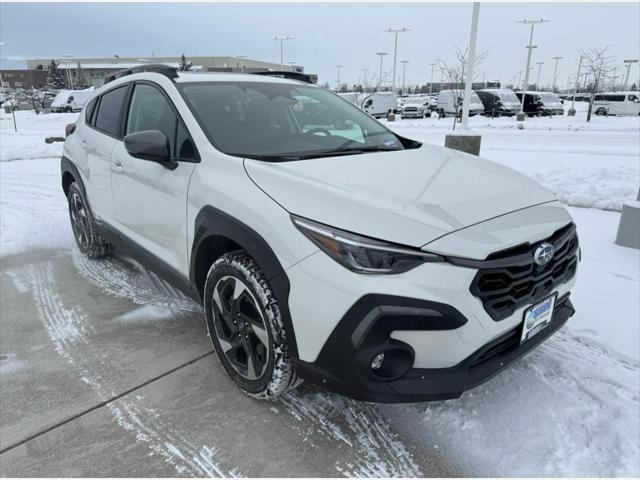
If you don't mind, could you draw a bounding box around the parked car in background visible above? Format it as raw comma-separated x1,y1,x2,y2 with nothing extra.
400,96,427,118
361,91,398,118
535,92,564,116
51,88,95,113
437,90,484,117
593,92,640,116
515,92,545,117
477,89,521,117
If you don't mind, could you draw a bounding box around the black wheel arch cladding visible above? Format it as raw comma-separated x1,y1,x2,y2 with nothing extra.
191,205,299,358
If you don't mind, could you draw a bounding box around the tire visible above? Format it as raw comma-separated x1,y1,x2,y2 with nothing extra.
595,108,607,116
67,182,113,258
204,251,300,399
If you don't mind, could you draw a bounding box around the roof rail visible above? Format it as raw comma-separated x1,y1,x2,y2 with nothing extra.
104,64,179,84
252,71,315,84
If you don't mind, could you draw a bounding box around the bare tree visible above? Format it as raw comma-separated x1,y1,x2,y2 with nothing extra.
436,46,488,129
580,46,614,121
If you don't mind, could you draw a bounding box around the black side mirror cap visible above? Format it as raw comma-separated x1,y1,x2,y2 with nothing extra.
124,130,177,170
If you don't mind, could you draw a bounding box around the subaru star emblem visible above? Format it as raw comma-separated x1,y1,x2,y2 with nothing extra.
534,243,555,266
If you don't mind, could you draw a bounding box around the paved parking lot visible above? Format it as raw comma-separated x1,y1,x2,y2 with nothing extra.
0,247,456,477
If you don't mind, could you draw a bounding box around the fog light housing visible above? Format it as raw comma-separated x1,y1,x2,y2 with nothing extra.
371,353,385,370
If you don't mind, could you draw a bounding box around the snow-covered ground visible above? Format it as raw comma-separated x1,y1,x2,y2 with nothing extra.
1,110,639,476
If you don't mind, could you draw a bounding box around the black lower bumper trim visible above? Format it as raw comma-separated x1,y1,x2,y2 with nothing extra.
294,295,574,403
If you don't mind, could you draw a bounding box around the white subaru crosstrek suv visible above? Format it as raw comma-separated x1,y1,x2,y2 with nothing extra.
61,65,579,402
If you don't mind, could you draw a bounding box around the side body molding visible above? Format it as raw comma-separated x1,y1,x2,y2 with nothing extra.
190,205,299,358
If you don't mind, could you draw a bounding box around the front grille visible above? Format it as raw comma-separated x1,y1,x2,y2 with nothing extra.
470,223,579,321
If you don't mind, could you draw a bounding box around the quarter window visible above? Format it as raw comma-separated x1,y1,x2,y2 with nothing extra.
94,86,128,136
85,97,98,125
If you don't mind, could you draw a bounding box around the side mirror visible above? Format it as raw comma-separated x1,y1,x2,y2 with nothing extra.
124,130,177,170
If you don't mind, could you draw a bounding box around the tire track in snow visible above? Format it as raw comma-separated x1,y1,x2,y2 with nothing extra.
15,261,241,477
278,390,422,477
72,251,202,314
74,250,422,477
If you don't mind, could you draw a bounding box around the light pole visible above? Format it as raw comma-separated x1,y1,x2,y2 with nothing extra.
376,52,387,88
516,18,549,120
335,65,343,90
623,59,638,90
535,61,545,89
270,35,294,70
401,60,409,93
517,70,523,89
611,75,620,92
383,27,410,91
429,62,436,96
551,56,562,91
460,1,480,129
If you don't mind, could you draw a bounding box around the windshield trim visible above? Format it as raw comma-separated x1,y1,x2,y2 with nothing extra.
175,81,421,162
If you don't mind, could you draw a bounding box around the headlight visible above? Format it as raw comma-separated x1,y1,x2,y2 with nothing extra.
291,215,444,274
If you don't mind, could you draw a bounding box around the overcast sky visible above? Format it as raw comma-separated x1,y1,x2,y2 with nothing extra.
1,2,639,88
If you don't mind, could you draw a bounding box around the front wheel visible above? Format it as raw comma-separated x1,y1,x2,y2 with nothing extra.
595,108,607,116
67,182,113,258
204,252,300,399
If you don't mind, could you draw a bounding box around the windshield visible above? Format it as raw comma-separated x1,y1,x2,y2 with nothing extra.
179,82,406,160
497,91,519,103
405,97,424,105
538,92,560,103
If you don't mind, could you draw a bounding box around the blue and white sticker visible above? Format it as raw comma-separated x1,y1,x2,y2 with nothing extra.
383,138,398,148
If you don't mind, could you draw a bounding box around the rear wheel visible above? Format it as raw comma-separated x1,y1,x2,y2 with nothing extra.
67,182,113,258
595,107,607,116
204,252,299,399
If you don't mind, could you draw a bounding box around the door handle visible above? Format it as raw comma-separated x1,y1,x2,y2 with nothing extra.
111,161,124,174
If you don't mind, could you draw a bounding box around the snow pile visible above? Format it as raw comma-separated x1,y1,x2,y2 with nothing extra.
0,157,72,257
386,111,639,212
532,166,639,211
0,111,78,162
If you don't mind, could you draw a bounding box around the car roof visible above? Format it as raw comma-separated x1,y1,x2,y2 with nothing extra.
94,70,316,99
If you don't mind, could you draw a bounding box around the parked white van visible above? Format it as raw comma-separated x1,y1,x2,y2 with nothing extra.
361,92,398,118
51,88,95,113
437,90,484,117
593,92,640,116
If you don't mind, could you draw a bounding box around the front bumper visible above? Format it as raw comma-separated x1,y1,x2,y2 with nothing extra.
293,293,574,403
401,110,425,118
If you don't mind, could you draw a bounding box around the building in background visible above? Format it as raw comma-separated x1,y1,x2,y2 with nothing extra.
23,56,308,87
0,69,48,89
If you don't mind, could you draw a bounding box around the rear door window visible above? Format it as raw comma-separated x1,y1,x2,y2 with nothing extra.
94,86,128,137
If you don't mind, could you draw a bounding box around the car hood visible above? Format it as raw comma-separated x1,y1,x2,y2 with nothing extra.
244,144,556,248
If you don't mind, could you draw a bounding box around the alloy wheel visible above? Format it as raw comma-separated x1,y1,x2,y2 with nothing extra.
211,275,270,380
69,192,91,250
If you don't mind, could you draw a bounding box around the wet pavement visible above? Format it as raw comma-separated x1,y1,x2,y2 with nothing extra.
0,247,458,477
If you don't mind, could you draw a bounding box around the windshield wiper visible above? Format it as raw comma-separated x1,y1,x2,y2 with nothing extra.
241,146,398,162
